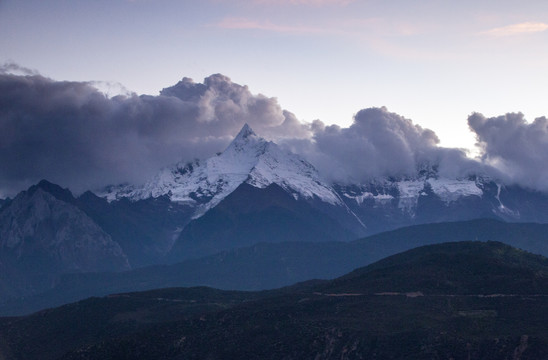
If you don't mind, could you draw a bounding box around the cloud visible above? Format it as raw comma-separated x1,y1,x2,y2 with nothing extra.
222,0,354,6
283,107,483,184
0,69,310,197
482,22,548,36
216,17,326,34
252,0,354,5
88,81,135,98
468,112,548,191
214,15,435,62
2,65,545,198
0,62,39,76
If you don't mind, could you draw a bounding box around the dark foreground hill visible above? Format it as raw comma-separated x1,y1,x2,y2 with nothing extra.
2,241,548,359
3,218,548,316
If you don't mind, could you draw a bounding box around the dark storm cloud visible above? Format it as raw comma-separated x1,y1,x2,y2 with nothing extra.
2,65,540,198
0,70,309,196
286,107,484,184
468,112,548,191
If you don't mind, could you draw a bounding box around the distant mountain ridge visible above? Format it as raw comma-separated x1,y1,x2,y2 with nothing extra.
3,218,548,316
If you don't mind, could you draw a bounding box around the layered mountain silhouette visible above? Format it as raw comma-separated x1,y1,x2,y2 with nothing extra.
2,241,548,360
2,124,548,314
2,218,548,316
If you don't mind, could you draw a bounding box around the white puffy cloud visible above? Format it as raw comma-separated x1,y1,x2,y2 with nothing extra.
286,107,482,184
469,112,548,191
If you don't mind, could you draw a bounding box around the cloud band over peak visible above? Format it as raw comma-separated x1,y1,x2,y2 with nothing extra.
483,21,548,36
1,65,547,197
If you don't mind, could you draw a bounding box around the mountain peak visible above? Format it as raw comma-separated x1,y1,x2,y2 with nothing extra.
223,123,264,156
233,123,256,142
99,124,344,214
29,180,75,204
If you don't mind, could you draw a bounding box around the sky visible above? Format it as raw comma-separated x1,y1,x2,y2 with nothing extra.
1,0,548,196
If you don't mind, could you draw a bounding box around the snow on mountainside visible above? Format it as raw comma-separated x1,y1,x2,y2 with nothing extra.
398,178,483,212
99,124,490,222
339,176,484,216
427,178,483,203
100,124,343,217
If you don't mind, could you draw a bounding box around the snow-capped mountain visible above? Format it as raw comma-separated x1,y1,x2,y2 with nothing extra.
98,124,547,238
88,122,548,261
332,169,548,235
101,124,343,218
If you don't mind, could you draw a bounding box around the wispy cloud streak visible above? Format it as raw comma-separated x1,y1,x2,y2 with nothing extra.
230,0,354,6
482,22,548,36
216,17,326,34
